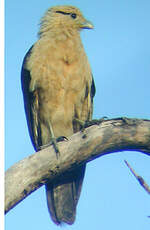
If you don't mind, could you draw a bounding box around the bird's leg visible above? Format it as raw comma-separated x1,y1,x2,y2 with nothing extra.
39,122,67,158
74,117,108,132
48,121,60,157
73,118,85,127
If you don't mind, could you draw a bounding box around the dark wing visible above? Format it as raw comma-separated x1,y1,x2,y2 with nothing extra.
91,75,96,104
88,74,96,119
21,46,42,151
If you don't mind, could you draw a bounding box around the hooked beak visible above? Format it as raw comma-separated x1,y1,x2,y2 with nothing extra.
80,20,94,29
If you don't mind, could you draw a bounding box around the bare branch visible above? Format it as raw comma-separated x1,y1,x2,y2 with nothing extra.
124,160,150,194
5,118,150,214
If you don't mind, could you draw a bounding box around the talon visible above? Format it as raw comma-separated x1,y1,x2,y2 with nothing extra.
39,136,68,158
81,118,104,131
39,139,60,158
56,136,68,142
74,117,108,132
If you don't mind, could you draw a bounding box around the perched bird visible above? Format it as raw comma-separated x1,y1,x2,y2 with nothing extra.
21,5,95,225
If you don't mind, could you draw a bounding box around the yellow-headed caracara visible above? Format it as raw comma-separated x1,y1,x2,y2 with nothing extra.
21,5,95,225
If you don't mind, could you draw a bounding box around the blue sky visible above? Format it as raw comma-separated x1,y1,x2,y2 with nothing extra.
5,0,150,230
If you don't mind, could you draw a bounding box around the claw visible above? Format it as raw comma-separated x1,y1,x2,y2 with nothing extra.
83,117,108,129
39,138,60,158
78,117,107,132
53,136,68,158
39,136,68,158
56,136,68,142
74,116,108,132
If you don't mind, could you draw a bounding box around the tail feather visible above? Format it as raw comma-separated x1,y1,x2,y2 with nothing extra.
45,165,86,225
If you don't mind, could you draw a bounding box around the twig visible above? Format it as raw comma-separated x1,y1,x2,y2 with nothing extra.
124,160,150,194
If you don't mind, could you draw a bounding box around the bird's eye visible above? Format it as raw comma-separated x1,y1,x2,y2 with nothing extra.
71,13,77,19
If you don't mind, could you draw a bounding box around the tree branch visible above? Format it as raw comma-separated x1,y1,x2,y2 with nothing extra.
5,118,150,214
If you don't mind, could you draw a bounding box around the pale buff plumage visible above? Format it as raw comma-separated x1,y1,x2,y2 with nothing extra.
21,5,95,225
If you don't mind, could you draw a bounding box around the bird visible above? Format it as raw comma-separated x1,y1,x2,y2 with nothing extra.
21,5,95,225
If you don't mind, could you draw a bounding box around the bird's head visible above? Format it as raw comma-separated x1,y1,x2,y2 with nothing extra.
39,5,94,37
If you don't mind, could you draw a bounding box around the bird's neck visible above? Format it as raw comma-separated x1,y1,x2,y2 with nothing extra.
39,27,81,41
36,29,84,65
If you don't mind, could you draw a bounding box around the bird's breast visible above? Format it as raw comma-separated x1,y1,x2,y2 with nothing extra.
27,37,92,133
28,37,91,96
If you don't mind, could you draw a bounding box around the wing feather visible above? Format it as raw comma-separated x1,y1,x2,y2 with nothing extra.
21,46,41,151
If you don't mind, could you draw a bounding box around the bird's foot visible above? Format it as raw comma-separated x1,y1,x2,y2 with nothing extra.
74,117,108,132
51,136,68,157
39,136,68,158
82,117,108,130
56,136,68,142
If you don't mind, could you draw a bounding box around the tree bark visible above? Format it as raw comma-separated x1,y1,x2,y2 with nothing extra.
5,118,150,214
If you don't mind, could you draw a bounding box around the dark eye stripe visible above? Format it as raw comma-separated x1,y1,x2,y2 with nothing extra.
55,11,77,19
55,11,71,15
